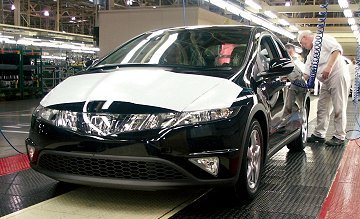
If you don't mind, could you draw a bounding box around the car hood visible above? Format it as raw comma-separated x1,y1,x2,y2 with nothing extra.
40,68,243,112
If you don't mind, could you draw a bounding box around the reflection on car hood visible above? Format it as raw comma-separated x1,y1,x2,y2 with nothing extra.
40,68,243,112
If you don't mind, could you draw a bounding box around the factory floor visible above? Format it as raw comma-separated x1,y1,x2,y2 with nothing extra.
0,96,359,219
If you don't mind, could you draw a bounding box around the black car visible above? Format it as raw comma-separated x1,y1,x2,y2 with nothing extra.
26,25,309,200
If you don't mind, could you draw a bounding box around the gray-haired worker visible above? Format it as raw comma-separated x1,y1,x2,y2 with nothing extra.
298,30,350,146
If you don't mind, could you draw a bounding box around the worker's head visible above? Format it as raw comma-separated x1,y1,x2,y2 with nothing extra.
297,30,313,50
285,43,296,57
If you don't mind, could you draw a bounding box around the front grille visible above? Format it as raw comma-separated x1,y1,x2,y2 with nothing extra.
38,153,188,180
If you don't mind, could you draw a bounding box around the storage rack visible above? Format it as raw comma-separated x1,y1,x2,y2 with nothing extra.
0,48,43,100
41,52,89,93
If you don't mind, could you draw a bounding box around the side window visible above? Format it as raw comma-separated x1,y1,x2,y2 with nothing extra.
259,36,280,71
275,39,290,59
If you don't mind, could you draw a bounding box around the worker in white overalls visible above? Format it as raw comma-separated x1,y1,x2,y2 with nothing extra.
298,30,350,146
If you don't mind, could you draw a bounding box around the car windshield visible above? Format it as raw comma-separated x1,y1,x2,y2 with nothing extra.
94,27,251,70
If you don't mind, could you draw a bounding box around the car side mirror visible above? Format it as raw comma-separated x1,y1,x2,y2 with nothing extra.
268,58,294,75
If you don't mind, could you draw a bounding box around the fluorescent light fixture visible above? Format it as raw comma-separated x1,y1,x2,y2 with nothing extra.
245,0,262,10
264,11,277,19
0,38,17,44
203,0,295,39
22,37,42,42
338,0,349,8
285,1,291,7
354,30,359,39
0,34,14,39
43,55,66,60
348,18,356,25
17,39,33,46
351,25,358,31
289,25,299,32
72,50,95,54
278,19,290,26
71,42,84,46
343,9,353,18
126,0,133,6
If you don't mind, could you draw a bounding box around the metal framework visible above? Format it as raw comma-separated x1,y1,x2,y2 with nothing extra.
0,0,358,37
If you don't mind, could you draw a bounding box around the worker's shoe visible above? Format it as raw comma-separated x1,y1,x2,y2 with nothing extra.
325,136,345,146
307,134,325,143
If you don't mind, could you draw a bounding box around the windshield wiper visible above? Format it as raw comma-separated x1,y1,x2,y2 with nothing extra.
88,64,122,71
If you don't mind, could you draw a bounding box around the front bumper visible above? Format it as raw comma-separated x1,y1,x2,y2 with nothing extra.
26,109,249,189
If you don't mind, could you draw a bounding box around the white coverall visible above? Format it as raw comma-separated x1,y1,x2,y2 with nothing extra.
304,34,350,140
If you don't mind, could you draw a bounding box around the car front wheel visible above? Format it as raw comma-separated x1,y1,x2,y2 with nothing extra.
234,119,264,200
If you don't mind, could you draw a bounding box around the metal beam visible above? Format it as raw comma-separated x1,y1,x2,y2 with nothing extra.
14,0,20,26
267,4,359,13
55,0,60,31
298,26,353,33
287,17,349,25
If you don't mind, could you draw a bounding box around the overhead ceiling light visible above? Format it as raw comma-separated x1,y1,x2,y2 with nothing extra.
203,0,295,39
338,0,349,8
264,11,277,19
343,9,353,18
278,19,290,26
245,0,262,10
354,30,359,38
348,18,356,25
72,50,95,54
0,37,16,44
285,1,291,7
351,25,358,31
289,25,299,32
43,55,66,60
0,34,14,39
126,0,133,6
22,37,42,42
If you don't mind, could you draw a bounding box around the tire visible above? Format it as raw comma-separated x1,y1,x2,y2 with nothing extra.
233,119,264,200
287,103,308,152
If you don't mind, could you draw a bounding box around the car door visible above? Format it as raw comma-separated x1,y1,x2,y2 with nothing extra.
274,38,307,138
254,34,290,149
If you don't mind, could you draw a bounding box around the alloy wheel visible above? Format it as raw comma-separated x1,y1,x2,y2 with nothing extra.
247,129,262,189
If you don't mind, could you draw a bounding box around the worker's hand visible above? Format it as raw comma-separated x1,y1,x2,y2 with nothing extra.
322,66,332,80
303,74,309,80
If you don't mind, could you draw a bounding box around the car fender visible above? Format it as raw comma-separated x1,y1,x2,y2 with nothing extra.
234,101,269,180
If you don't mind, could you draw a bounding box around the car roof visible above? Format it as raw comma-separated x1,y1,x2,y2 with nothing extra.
145,25,260,34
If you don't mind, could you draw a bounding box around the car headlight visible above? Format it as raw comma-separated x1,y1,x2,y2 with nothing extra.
33,105,240,136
